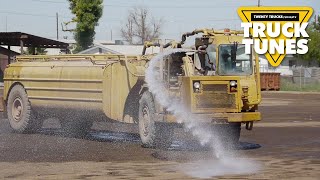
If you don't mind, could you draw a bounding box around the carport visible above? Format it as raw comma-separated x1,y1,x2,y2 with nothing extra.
0,32,69,82
0,32,69,64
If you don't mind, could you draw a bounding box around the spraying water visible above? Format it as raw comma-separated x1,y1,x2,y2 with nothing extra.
145,49,261,178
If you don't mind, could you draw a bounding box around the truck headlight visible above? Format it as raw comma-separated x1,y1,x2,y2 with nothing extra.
230,81,237,87
230,81,237,92
193,82,201,89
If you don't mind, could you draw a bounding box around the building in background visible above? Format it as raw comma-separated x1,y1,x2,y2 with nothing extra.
259,55,320,76
78,44,160,55
0,32,69,82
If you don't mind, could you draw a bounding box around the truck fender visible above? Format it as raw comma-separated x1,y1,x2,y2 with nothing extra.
139,84,149,95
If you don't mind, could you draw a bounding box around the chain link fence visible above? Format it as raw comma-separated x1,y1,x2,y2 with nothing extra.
282,67,320,91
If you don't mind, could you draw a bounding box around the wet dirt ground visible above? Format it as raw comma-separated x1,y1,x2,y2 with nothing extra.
0,92,319,179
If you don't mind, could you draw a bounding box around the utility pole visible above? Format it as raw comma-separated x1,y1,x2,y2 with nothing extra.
56,13,59,40
258,0,261,7
5,16,7,32
110,30,113,41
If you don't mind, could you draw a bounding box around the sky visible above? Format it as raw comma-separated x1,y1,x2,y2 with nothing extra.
0,0,319,42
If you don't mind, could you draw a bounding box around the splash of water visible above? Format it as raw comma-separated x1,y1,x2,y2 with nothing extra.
146,49,226,157
145,49,261,177
177,157,261,179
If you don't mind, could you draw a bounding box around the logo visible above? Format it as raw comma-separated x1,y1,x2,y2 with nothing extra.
237,7,313,67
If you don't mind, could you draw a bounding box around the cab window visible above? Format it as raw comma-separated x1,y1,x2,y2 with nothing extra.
218,44,252,75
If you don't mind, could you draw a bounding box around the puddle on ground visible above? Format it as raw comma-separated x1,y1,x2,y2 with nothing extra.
39,128,261,151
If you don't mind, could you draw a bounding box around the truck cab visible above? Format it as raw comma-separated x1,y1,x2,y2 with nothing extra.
139,29,261,147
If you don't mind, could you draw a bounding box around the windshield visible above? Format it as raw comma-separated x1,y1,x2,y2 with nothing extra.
218,44,252,75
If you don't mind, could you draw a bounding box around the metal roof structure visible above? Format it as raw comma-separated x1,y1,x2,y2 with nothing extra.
78,44,160,55
0,32,69,49
0,46,20,55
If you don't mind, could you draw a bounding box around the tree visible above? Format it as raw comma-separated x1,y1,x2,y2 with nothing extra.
120,7,162,45
26,47,47,55
68,0,103,53
298,15,320,66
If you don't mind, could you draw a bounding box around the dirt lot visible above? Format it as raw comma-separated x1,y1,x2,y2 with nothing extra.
0,92,319,179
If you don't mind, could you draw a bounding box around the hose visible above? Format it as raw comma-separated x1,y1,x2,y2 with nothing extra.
123,56,145,77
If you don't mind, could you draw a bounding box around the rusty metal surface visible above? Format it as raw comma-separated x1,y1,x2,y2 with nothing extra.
0,32,69,48
260,72,280,91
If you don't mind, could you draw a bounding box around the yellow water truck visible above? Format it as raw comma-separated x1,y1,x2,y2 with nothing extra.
3,29,261,147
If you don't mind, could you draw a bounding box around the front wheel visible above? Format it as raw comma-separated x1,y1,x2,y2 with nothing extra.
138,91,174,148
7,84,43,133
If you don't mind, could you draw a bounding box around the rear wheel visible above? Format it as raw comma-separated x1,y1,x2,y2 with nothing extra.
7,84,43,133
139,91,174,148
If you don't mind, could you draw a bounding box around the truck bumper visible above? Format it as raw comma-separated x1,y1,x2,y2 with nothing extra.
165,112,261,123
212,112,261,122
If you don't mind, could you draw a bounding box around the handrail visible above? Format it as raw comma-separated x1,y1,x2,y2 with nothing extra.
15,54,152,62
180,28,244,45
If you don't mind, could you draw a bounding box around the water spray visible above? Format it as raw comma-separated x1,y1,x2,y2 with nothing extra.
145,49,261,177
146,49,224,158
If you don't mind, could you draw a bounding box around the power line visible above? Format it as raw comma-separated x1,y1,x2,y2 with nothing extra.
30,0,240,9
31,0,65,3
166,18,240,23
105,5,239,9
0,11,118,22
0,11,72,19
0,10,239,23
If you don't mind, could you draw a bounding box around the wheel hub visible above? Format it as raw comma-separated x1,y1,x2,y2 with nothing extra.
12,97,23,122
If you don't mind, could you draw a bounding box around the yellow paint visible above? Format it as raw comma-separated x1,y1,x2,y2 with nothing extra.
3,29,262,124
165,112,261,123
238,6,313,66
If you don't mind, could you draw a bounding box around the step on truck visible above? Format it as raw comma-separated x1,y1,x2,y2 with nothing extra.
3,29,261,148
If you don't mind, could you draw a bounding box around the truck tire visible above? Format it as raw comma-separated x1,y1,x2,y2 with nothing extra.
138,91,174,148
6,84,43,133
60,119,93,138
